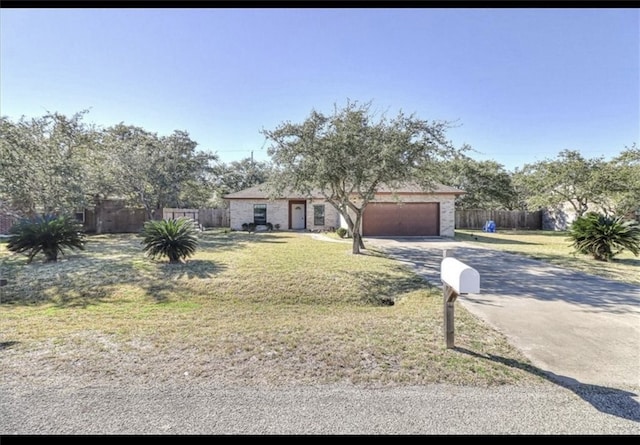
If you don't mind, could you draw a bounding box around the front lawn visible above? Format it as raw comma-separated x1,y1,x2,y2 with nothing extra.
0,230,547,388
455,229,640,286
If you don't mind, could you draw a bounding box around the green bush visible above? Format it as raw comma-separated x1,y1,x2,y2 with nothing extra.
336,227,348,238
241,222,256,233
140,217,199,263
568,212,640,261
7,213,86,263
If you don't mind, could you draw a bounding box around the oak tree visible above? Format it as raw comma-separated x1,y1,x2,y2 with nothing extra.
263,100,459,254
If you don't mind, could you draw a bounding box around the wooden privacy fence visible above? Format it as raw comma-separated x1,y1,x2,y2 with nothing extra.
199,208,230,227
0,202,230,235
455,209,542,230
162,208,229,228
84,199,148,233
0,213,18,235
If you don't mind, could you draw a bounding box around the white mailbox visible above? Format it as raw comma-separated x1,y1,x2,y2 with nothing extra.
441,257,480,294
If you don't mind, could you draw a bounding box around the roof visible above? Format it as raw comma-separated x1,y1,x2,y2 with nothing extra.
373,182,464,195
223,182,465,200
223,184,319,200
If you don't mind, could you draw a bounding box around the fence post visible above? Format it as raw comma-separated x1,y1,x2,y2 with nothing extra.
443,283,458,348
442,249,456,348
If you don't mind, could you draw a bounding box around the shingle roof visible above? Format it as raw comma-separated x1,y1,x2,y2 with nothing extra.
374,182,465,194
223,182,464,199
223,184,316,199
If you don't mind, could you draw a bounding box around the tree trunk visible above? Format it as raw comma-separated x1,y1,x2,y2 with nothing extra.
352,231,362,254
44,248,58,262
95,202,103,234
351,212,364,254
571,198,589,218
330,201,366,254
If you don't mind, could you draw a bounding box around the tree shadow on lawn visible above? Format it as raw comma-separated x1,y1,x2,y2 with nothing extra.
516,251,640,285
613,257,640,267
349,266,431,306
157,259,224,280
0,231,292,307
453,347,640,423
82,231,287,258
0,254,226,308
0,341,19,350
234,231,292,243
83,233,147,257
197,231,289,250
455,232,538,246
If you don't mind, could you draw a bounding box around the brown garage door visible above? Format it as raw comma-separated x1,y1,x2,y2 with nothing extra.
362,203,440,236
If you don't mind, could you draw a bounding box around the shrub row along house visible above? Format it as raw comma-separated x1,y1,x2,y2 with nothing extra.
224,182,465,237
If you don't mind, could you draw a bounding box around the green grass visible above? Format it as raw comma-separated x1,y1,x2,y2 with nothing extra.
0,230,547,388
455,229,640,286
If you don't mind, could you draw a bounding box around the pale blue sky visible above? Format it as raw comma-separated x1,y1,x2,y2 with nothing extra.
1,7,638,171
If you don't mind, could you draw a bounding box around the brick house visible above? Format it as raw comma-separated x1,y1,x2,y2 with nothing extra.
224,182,464,237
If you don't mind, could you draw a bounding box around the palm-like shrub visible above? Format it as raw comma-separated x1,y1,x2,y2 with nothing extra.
7,214,86,263
140,217,199,263
568,212,640,261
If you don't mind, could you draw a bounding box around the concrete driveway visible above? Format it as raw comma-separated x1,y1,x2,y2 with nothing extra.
364,237,640,391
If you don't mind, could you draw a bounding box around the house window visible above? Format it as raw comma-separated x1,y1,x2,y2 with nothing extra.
254,204,267,225
74,209,85,223
313,204,325,226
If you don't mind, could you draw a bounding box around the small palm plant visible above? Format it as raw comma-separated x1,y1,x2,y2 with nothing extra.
7,213,86,263
568,212,640,262
140,217,199,263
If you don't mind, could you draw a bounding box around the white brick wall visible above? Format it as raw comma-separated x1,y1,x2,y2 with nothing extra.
308,201,340,231
229,194,456,236
229,199,287,230
229,199,340,231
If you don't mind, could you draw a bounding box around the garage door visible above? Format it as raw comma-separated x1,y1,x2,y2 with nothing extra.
362,203,440,236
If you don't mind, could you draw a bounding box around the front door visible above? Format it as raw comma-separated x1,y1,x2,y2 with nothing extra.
290,201,306,230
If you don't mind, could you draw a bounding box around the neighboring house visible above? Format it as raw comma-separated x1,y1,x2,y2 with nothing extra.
224,182,465,237
542,202,640,231
542,203,576,231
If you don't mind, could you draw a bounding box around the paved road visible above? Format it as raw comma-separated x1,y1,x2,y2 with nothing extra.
2,382,639,434
2,236,639,434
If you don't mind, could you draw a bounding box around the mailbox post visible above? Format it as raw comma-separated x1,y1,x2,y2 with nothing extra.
440,256,480,348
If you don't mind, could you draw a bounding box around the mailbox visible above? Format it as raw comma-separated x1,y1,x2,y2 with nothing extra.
441,257,480,294
440,256,480,348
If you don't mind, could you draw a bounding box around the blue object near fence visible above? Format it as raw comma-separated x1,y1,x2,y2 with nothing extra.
483,220,496,233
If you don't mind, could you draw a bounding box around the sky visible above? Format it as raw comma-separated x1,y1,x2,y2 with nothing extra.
1,7,638,172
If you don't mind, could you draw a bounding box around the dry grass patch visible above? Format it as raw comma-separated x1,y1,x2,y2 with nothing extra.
455,229,640,286
1,231,547,388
